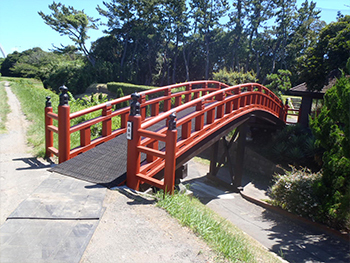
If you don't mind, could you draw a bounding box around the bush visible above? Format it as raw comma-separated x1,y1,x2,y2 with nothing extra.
43,60,93,95
254,124,319,169
107,82,156,96
269,167,323,221
212,68,257,86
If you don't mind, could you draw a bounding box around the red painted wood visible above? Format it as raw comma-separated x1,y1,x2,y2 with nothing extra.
45,106,54,158
126,115,142,191
58,105,70,163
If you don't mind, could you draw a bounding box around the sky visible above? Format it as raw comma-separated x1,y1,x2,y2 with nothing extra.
1,0,350,58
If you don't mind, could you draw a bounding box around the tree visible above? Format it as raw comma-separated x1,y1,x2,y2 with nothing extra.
189,0,229,79
227,0,248,71
286,0,323,84
310,70,350,230
38,1,99,66
300,15,350,90
265,69,292,97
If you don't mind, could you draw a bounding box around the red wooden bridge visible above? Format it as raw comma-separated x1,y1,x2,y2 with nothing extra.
45,81,290,193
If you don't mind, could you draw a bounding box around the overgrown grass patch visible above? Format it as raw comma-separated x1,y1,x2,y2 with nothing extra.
5,77,122,158
0,81,11,133
7,78,59,156
157,192,282,263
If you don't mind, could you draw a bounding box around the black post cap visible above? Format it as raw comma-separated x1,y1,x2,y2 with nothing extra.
168,112,177,130
130,93,141,116
45,96,52,107
59,85,69,106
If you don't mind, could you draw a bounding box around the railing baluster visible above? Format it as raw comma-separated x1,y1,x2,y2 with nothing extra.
151,102,159,116
185,84,192,103
195,99,204,131
80,127,91,146
45,96,53,158
216,92,225,118
163,88,171,112
102,102,112,137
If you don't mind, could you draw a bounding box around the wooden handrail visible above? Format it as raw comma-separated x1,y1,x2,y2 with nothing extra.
45,80,227,162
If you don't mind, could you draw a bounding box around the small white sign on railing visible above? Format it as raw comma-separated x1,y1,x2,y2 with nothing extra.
127,121,133,140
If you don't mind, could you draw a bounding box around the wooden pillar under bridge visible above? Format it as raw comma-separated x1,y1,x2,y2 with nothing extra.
207,123,247,192
233,123,247,189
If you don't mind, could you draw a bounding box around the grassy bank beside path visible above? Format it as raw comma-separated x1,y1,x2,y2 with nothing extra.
0,77,59,156
157,192,283,263
0,81,11,133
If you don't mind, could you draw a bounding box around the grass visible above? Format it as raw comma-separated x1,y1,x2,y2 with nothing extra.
157,192,283,263
0,81,11,133
1,77,59,156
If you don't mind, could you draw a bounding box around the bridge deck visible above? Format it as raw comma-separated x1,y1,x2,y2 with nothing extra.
50,133,129,188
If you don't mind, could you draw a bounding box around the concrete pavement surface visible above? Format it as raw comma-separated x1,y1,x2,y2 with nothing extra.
184,160,350,263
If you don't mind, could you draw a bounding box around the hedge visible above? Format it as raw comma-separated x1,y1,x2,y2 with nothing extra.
107,82,157,96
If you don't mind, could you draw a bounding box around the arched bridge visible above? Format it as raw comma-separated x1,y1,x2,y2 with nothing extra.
46,81,289,193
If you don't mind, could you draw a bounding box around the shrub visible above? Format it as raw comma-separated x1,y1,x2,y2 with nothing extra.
107,82,156,95
269,167,323,221
255,124,319,168
212,68,257,86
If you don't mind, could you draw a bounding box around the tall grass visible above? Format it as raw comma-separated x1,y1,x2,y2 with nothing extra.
6,78,59,156
157,192,283,263
0,81,11,133
4,78,122,157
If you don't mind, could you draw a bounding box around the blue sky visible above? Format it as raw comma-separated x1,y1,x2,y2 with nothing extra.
1,0,349,58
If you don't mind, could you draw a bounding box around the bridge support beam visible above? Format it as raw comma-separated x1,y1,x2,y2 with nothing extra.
207,123,247,192
233,124,247,189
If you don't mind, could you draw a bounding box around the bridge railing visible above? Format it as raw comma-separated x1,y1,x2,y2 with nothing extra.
126,83,288,193
45,81,228,163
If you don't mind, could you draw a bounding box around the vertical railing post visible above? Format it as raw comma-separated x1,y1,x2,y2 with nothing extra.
257,86,262,106
58,86,70,163
102,102,112,137
282,98,289,122
216,91,225,119
151,102,159,117
164,112,177,195
163,88,171,112
234,87,241,110
195,99,204,131
127,93,142,191
45,96,53,158
139,93,147,120
185,84,192,103
202,82,208,96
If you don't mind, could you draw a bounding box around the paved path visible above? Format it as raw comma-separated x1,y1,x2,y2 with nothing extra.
184,160,350,263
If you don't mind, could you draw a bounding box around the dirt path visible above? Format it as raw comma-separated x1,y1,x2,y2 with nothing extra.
0,82,51,225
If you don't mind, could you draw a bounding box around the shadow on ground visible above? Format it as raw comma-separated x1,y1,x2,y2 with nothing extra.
13,157,54,170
